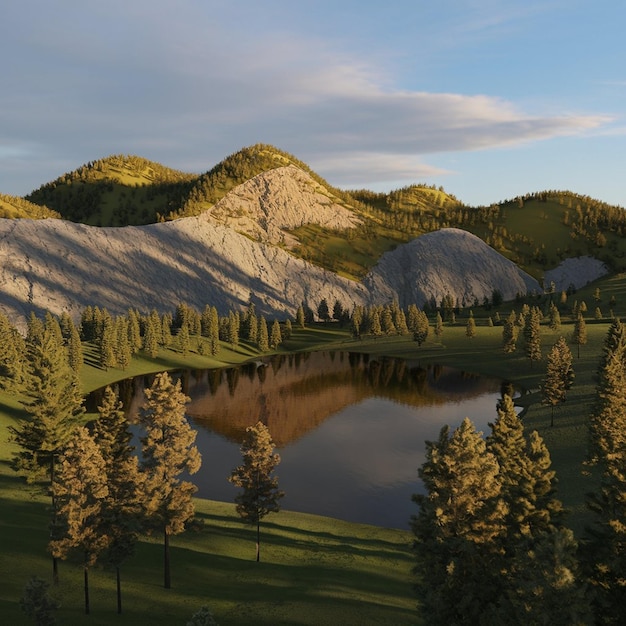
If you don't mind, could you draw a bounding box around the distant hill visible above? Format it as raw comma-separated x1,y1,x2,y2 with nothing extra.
0,193,59,219
16,144,626,281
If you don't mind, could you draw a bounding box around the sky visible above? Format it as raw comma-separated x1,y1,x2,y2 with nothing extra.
1,0,625,207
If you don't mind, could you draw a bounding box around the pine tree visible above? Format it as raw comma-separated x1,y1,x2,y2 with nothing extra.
127,309,142,354
257,317,269,352
269,320,282,349
541,337,575,426
115,317,131,371
178,322,191,356
548,302,561,331
50,427,109,614
9,319,85,583
92,386,141,614
296,304,305,329
523,306,542,366
434,311,444,338
142,310,160,358
229,421,284,562
585,320,626,622
502,310,518,353
99,309,116,370
571,313,587,359
139,372,201,588
161,314,173,348
20,576,59,626
411,419,507,624
411,308,430,346
465,311,476,338
66,319,83,373
0,311,25,391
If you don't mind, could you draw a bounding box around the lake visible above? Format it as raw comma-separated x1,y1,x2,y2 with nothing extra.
98,351,509,529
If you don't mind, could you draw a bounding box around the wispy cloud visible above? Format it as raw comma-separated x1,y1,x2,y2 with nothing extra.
0,0,616,195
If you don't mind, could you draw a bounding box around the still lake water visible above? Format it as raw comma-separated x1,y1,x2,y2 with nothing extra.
99,351,508,529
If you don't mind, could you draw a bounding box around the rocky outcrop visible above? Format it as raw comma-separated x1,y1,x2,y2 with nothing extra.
0,168,543,331
365,228,541,308
206,165,362,246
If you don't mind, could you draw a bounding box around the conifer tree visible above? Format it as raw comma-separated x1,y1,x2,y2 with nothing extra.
523,306,542,366
0,311,25,391
161,313,173,348
92,386,141,614
10,317,85,583
502,310,518,353
50,427,109,614
99,309,116,370
283,318,292,340
67,319,83,373
20,575,59,626
178,322,191,356
127,309,142,354
571,312,587,358
115,317,131,371
548,301,561,331
229,421,284,562
142,310,160,358
465,311,476,338
434,311,444,337
139,372,201,588
269,319,282,349
257,317,269,351
411,419,507,624
411,308,430,346
541,337,575,426
296,304,306,329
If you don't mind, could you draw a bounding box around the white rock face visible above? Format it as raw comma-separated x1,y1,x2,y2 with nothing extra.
206,165,362,246
543,256,609,292
364,228,541,308
0,167,543,331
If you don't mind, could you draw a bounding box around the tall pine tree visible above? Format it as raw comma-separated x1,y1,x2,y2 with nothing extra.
139,372,201,588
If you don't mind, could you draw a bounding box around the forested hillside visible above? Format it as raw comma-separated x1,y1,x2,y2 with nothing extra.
11,144,626,280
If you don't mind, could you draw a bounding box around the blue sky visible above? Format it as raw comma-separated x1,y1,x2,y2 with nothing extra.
1,0,624,206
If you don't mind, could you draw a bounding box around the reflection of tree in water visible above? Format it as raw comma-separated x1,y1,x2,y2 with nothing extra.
86,351,506,448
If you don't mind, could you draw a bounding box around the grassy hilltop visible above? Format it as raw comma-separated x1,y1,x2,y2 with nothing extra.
15,144,626,281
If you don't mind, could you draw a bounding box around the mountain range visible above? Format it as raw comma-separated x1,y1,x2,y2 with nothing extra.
0,145,617,329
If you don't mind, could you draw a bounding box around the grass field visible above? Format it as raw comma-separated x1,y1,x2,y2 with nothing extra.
0,281,620,624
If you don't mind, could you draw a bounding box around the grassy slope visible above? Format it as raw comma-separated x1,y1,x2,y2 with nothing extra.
2,273,622,623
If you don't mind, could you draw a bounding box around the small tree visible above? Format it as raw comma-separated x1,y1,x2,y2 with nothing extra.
466,311,476,338
229,421,284,562
20,576,59,626
187,605,219,626
317,298,331,322
139,372,201,588
571,313,587,358
50,427,109,614
502,311,518,353
541,337,575,426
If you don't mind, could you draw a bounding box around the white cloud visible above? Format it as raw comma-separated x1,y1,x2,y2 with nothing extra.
0,1,617,195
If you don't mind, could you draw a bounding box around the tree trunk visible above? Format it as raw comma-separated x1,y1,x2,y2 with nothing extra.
84,563,90,615
164,529,171,589
116,566,122,614
256,519,260,562
50,455,59,586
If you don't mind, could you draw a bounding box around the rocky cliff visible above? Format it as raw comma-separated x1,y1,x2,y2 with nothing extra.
0,167,542,330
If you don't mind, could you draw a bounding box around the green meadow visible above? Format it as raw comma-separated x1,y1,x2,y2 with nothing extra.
1,273,623,624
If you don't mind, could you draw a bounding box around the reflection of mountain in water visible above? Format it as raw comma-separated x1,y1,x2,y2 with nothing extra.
87,351,505,448
184,351,503,446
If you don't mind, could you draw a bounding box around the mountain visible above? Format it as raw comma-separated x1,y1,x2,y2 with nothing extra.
0,144,620,328
0,166,541,330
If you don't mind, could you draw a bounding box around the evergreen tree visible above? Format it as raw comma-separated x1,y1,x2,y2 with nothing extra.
186,605,219,626
9,319,85,583
66,319,83,373
411,309,430,346
178,322,191,356
20,575,59,626
161,314,173,348
127,309,142,354
502,310,518,353
541,337,575,426
585,322,626,624
0,311,25,391
50,427,109,614
142,310,160,358
269,320,282,349
523,306,542,366
571,313,587,358
139,372,201,588
257,317,269,352
92,387,141,614
548,302,561,331
317,298,330,322
283,319,292,340
411,419,507,624
229,421,284,562
296,304,305,329
434,311,444,338
99,309,116,370
228,311,240,346
115,317,131,371
465,311,476,338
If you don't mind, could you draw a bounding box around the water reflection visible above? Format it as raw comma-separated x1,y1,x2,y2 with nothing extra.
90,351,508,529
